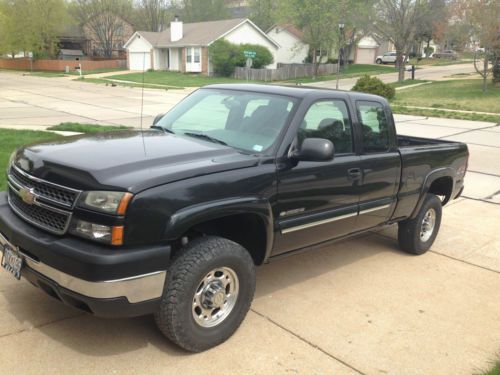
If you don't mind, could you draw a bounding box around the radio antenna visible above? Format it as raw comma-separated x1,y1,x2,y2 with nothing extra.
140,51,147,155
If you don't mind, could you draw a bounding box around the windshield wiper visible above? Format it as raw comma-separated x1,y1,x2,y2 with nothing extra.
150,125,175,134
183,132,228,146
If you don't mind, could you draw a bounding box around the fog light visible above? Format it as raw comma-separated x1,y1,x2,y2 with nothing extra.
71,220,123,245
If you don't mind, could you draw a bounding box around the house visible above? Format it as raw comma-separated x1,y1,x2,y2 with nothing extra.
123,17,279,73
352,36,380,64
59,16,134,58
266,24,309,64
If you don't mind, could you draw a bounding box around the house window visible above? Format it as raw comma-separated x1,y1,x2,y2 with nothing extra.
186,47,200,64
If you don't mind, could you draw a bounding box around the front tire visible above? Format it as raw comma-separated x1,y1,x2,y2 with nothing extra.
155,236,256,352
398,193,442,255
376,58,382,64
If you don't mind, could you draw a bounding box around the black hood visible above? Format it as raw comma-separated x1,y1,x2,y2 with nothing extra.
11,130,259,193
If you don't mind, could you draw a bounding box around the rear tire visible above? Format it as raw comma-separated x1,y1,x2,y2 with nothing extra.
376,58,382,64
155,236,256,352
398,193,442,255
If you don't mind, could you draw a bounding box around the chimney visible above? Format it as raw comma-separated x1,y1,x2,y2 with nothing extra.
170,16,183,42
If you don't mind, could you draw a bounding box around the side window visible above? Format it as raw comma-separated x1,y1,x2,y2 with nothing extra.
356,101,391,152
300,100,353,154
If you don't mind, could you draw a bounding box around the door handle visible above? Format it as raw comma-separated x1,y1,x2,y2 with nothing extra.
348,168,362,180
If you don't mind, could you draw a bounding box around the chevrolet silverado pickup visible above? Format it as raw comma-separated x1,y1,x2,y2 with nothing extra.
0,84,468,352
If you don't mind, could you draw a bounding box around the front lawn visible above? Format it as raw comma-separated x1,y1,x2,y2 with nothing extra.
407,57,471,66
0,129,63,191
47,122,131,133
389,79,429,88
392,79,500,114
283,64,397,84
105,71,246,88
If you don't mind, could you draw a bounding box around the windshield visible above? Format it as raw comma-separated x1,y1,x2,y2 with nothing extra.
156,89,299,153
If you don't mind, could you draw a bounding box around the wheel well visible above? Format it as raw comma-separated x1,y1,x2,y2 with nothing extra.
428,176,453,205
184,214,268,265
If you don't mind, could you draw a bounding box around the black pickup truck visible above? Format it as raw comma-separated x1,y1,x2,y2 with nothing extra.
0,84,468,352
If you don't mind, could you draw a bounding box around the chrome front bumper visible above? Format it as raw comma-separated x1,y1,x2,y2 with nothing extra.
0,232,166,304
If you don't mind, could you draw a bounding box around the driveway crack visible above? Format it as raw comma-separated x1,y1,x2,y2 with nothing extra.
251,308,367,375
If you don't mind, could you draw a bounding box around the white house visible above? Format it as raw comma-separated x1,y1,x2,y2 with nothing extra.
353,36,380,64
266,24,308,64
124,17,280,73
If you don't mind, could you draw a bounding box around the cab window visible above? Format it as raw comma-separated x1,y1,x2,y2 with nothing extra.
299,100,353,154
356,101,391,152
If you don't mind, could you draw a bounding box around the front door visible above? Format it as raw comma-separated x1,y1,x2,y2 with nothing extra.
186,47,202,72
273,99,361,255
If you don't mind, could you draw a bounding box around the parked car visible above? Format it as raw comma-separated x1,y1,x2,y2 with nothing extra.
375,51,408,64
433,50,458,60
0,84,468,352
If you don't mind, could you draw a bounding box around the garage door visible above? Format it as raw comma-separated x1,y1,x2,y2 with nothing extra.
356,48,376,64
129,52,151,71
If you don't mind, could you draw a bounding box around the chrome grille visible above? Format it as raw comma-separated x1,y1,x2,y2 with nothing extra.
8,188,71,235
9,166,79,208
6,165,79,235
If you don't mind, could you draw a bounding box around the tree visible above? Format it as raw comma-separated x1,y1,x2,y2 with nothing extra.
0,0,68,58
369,0,432,82
72,0,132,58
467,0,499,91
248,0,276,31
136,0,173,32
180,0,229,22
413,0,447,56
277,0,338,76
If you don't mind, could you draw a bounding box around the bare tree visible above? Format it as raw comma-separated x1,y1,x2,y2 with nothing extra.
73,0,132,58
370,0,431,81
138,0,172,32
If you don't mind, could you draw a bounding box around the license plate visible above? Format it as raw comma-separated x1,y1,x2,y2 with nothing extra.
1,239,23,280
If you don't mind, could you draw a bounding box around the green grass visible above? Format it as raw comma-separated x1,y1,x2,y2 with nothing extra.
105,71,247,88
29,72,68,78
389,79,429,88
66,67,125,76
482,360,500,375
0,129,63,191
391,105,500,123
76,77,184,90
408,58,471,66
282,64,397,84
392,79,500,114
47,122,131,133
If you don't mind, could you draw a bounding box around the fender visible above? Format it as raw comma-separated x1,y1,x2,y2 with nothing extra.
409,167,456,219
164,197,274,261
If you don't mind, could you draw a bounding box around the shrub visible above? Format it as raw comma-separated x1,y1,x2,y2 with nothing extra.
208,39,241,76
424,46,434,57
209,39,274,76
235,43,273,68
351,75,395,99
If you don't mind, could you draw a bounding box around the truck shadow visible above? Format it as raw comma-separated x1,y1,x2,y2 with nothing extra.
3,232,404,357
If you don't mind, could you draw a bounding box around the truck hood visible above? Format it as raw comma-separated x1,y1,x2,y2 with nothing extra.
11,130,259,192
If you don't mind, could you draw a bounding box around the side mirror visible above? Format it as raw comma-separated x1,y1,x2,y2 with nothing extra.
153,113,165,126
292,138,334,162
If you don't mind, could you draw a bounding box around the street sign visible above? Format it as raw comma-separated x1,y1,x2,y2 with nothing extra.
243,50,256,59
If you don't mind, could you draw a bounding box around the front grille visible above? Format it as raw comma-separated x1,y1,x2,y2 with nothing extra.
8,189,71,235
9,166,79,208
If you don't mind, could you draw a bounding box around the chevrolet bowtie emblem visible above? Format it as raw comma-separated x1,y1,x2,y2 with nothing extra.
19,187,36,205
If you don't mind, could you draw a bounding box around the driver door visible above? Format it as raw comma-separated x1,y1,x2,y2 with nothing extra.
273,99,361,255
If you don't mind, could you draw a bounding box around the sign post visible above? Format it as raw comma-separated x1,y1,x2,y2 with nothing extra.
243,50,256,81
28,52,33,73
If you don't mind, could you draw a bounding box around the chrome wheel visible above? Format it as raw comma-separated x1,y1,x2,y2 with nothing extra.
192,267,239,328
420,208,436,242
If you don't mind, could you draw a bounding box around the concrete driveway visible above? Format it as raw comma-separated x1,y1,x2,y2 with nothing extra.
0,71,499,374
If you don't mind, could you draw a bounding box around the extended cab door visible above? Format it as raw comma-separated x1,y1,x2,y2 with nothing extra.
272,99,361,255
354,100,401,230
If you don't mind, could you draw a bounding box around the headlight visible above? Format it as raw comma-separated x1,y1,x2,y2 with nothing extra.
79,191,133,215
70,220,124,246
7,150,16,171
